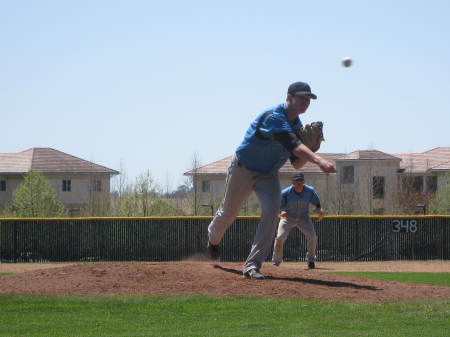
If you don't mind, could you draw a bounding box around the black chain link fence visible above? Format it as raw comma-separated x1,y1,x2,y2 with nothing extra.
0,216,449,263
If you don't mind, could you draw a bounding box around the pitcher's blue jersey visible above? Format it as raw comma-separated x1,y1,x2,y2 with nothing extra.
280,184,321,218
236,103,302,174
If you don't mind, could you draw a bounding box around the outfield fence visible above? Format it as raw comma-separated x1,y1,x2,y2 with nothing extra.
0,216,449,263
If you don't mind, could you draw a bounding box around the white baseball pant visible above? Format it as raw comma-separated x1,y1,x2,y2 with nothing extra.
208,156,281,274
272,217,318,265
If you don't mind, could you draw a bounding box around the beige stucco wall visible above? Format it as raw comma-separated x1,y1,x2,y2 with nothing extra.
436,172,449,190
334,160,400,214
47,174,111,206
195,172,339,215
193,159,416,215
0,175,23,206
0,173,111,212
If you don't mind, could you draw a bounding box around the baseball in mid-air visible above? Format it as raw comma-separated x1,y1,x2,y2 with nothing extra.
342,57,352,68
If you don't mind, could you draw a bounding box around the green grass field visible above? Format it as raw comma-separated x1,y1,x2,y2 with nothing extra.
0,295,449,337
1,270,449,336
331,272,450,287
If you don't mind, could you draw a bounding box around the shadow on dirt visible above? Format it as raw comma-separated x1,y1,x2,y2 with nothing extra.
213,264,380,291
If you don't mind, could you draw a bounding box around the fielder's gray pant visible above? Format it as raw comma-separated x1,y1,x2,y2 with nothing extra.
208,156,281,274
272,217,318,265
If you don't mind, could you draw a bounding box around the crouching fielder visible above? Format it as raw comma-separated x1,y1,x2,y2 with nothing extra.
272,172,324,269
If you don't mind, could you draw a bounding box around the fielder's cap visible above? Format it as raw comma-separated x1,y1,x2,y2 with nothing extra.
292,172,305,181
287,81,317,99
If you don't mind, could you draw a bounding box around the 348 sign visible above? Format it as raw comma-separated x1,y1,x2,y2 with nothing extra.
392,219,418,233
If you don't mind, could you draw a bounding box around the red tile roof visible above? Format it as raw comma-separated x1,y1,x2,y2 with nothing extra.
337,150,400,161
187,157,231,175
279,153,345,173
396,147,450,172
0,148,119,174
185,153,345,175
0,150,33,173
186,147,450,175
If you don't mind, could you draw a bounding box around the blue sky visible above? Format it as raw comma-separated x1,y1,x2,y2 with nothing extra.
2,0,450,191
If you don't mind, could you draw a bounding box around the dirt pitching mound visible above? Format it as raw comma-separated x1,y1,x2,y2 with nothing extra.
0,262,449,302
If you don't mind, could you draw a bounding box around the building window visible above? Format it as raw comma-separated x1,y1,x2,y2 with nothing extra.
69,208,81,217
341,166,354,184
373,176,385,199
93,180,102,192
0,180,5,191
202,180,210,193
426,176,437,193
62,180,71,192
402,176,423,193
373,208,384,215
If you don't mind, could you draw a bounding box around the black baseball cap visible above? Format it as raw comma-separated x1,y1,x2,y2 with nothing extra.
292,172,305,181
287,82,317,99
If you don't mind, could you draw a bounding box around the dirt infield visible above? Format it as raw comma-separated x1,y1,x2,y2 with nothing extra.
0,261,449,302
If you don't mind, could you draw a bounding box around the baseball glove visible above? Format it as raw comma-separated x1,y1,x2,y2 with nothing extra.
298,121,324,152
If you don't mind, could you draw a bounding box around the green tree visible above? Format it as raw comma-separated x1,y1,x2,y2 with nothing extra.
117,188,140,216
183,151,201,216
114,170,187,217
428,173,450,214
117,170,157,216
2,171,67,217
150,197,185,216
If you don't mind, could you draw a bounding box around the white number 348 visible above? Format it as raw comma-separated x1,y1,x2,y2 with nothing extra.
392,219,418,233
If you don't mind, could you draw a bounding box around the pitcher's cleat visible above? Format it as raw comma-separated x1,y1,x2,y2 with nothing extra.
207,241,219,260
243,269,265,280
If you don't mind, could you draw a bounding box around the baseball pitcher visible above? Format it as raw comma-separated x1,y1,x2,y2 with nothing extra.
207,81,335,280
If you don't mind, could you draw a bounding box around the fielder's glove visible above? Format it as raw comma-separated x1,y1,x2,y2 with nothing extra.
298,121,325,153
316,208,325,222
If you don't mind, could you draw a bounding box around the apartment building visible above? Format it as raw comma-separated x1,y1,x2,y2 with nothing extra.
0,148,119,215
185,147,450,215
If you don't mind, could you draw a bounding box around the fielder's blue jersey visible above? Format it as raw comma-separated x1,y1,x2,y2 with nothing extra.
236,103,302,174
280,184,321,218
